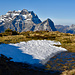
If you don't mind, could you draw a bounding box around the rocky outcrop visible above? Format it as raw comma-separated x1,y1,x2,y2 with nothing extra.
0,9,56,33
34,18,56,31
55,24,75,34
55,25,69,33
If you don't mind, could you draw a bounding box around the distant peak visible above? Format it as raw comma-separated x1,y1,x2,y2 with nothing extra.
70,24,75,26
8,11,12,13
47,18,50,20
20,9,29,15
22,9,28,12
46,18,54,23
47,18,51,21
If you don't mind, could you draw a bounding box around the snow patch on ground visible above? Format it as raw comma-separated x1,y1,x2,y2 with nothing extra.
0,40,67,65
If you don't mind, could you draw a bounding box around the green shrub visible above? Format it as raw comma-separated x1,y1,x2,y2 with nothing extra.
2,33,8,36
12,30,19,35
4,28,18,35
0,33,2,37
5,28,12,33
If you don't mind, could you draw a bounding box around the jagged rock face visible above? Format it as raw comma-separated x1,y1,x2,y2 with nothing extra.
34,18,56,31
69,24,75,29
55,24,75,34
0,9,56,33
66,24,75,34
55,25,69,33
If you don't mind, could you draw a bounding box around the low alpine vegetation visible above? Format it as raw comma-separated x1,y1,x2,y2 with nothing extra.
0,29,75,52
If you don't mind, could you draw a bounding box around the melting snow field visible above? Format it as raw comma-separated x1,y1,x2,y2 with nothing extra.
0,40,67,65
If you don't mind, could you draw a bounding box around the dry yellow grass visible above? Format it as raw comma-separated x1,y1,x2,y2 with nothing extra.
61,69,75,75
0,35,28,44
0,31,75,52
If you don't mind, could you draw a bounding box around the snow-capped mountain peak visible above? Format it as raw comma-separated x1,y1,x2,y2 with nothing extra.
0,9,56,33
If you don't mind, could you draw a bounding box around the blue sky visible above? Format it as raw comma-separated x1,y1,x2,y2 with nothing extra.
0,0,75,25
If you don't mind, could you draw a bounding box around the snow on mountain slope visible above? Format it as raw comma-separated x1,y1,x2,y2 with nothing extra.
0,9,41,24
0,9,56,33
0,40,67,65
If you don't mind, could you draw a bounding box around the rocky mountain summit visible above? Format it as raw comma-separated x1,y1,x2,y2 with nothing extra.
0,9,56,33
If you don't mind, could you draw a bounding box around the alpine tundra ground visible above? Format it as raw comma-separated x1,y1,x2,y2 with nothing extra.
0,29,75,75
0,29,75,52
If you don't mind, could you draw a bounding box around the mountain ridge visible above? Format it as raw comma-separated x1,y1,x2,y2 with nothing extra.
55,24,75,34
0,9,56,33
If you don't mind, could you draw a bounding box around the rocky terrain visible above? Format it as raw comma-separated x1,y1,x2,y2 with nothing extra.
0,9,56,33
55,24,75,34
